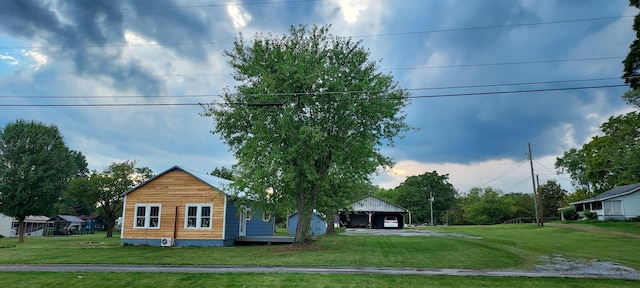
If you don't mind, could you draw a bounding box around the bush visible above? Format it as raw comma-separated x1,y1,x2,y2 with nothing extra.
561,208,579,221
583,209,598,220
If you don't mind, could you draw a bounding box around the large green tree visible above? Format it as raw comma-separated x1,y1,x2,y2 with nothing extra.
583,112,640,193
66,161,153,237
537,180,567,219
622,0,640,107
555,148,590,192
462,187,514,225
0,120,80,243
203,25,410,243
394,171,457,225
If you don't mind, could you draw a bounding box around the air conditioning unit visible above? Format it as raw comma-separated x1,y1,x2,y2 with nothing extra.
160,237,174,247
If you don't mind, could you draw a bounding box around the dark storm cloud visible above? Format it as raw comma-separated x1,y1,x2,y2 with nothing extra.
392,0,632,164
0,0,236,96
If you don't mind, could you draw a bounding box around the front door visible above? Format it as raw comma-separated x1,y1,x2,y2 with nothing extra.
239,207,247,237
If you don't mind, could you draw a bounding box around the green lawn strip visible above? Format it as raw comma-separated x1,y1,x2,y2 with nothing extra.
424,224,640,269
0,272,637,288
570,221,640,235
1,224,639,271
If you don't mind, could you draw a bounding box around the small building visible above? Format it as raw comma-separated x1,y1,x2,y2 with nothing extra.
287,210,327,235
120,165,275,247
47,215,85,235
339,195,409,229
79,215,105,232
9,215,50,237
0,213,13,238
570,183,640,221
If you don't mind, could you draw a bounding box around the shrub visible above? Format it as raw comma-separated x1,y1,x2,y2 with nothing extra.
561,208,579,221
583,209,598,220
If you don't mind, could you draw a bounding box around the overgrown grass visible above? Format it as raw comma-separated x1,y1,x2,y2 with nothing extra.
0,272,638,288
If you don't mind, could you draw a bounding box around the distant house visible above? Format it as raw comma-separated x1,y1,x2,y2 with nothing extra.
79,215,104,232
570,183,640,221
288,210,327,235
48,215,85,235
0,214,12,237
120,165,275,247
6,215,50,237
339,195,409,229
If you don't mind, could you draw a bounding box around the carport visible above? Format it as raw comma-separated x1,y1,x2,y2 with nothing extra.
339,195,409,229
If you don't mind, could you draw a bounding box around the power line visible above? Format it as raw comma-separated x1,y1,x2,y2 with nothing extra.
0,83,626,101
384,57,624,71
477,162,527,188
0,15,631,50
0,77,625,98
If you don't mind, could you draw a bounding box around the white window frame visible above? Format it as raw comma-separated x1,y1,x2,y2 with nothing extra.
184,204,213,229
134,204,162,229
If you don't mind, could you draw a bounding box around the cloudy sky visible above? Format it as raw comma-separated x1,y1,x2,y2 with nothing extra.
0,0,636,194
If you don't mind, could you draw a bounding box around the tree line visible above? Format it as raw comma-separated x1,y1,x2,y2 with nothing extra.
0,119,152,242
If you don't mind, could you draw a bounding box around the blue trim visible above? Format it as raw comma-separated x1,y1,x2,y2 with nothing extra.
121,238,235,247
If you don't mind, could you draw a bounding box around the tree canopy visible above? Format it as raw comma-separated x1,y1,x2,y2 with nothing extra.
203,25,410,243
394,171,457,225
0,120,80,243
622,0,640,107
66,160,153,237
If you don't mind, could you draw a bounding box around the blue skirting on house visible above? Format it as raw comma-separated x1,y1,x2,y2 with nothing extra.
121,238,235,247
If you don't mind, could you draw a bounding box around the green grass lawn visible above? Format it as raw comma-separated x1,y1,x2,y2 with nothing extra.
0,223,638,287
565,220,640,235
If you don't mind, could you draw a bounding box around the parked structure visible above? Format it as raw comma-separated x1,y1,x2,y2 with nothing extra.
47,215,85,235
287,210,327,235
120,166,275,247
570,183,640,220
339,195,409,229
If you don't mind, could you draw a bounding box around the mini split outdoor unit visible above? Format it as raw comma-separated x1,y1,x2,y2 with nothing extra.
160,237,174,247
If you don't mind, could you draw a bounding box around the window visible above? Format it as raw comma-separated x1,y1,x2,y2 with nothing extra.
604,200,623,215
185,204,213,229
262,212,271,222
134,204,161,228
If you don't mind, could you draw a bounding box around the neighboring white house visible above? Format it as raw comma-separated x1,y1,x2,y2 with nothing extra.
0,213,13,237
570,183,640,221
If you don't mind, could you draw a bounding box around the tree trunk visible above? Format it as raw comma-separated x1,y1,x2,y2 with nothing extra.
18,218,25,243
105,215,116,238
294,192,312,244
326,214,336,235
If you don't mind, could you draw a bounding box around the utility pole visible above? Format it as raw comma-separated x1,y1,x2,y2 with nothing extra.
528,143,540,226
536,175,544,227
429,191,434,226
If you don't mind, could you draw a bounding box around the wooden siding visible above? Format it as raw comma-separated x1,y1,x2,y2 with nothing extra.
122,171,226,240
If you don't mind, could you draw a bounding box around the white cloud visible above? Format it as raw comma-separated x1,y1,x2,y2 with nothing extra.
373,155,572,194
0,54,18,65
22,50,48,71
330,0,369,24
227,4,252,29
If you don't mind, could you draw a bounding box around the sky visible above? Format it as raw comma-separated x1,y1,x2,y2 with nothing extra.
0,0,636,195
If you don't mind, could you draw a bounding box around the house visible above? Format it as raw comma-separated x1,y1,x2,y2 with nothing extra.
287,210,327,235
0,213,12,237
570,183,640,221
120,165,275,247
47,215,85,235
338,195,409,229
6,215,50,237
78,215,104,232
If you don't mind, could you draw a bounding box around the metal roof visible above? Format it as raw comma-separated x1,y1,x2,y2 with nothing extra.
570,182,640,205
121,165,235,197
50,215,84,223
347,195,408,213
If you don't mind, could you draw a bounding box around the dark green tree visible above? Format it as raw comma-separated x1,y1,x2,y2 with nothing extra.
622,0,640,107
394,171,457,225
505,192,535,219
203,25,410,243
583,112,640,193
462,187,514,225
66,161,153,237
555,148,591,192
0,120,80,243
210,166,236,181
537,180,567,218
